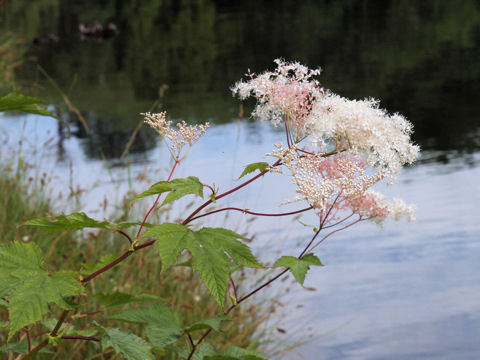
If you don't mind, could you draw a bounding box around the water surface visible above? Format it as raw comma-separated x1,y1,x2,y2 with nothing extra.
1,1,479,359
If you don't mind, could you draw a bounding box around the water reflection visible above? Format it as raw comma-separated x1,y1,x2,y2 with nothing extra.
0,0,479,159
1,2,480,358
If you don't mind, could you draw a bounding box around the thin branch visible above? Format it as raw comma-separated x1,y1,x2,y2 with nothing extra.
136,158,179,238
24,327,31,352
188,206,312,222
203,184,215,195
321,212,355,230
21,310,69,360
81,250,133,283
114,229,133,244
229,276,239,303
182,158,283,225
284,113,291,148
298,226,323,258
61,335,101,342
308,217,363,253
187,333,195,348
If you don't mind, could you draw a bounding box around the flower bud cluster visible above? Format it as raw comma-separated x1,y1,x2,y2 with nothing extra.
143,112,209,158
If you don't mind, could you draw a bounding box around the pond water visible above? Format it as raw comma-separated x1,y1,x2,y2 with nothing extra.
1,1,480,359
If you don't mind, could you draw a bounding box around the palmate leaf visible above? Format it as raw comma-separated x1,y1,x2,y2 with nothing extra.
133,176,204,205
0,92,60,121
238,162,269,179
0,242,84,340
273,253,323,285
143,224,263,309
107,304,183,348
23,212,139,234
107,304,182,326
94,322,155,360
0,241,43,295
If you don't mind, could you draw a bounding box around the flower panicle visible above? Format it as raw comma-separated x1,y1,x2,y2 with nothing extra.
237,59,420,226
142,112,209,158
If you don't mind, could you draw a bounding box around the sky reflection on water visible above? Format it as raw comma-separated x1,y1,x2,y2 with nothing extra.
1,114,479,359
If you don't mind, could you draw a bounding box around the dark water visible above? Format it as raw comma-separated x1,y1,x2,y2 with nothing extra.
1,1,480,359
2,0,480,160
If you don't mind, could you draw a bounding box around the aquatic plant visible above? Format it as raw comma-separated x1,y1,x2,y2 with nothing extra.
0,59,419,359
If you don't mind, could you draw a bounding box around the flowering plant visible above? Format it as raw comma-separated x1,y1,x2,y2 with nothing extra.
1,59,419,359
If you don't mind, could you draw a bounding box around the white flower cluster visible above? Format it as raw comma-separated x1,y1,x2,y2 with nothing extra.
234,59,419,226
308,94,419,180
143,112,209,158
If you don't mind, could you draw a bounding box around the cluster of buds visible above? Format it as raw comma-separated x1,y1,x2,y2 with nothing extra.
143,112,209,159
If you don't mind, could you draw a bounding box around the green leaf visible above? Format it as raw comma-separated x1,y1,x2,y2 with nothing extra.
143,223,193,272
107,305,183,348
143,224,263,310
95,322,155,360
96,292,162,308
42,318,97,337
238,162,269,179
146,325,183,347
133,177,204,206
205,345,266,360
196,228,263,269
0,298,8,308
273,254,323,285
8,271,84,339
107,304,182,327
0,242,84,339
0,338,29,354
191,342,219,360
0,92,59,121
222,346,267,360
22,212,136,233
0,241,44,296
184,316,231,333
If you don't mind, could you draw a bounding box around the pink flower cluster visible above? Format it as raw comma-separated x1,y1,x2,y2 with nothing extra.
232,59,323,138
235,59,419,226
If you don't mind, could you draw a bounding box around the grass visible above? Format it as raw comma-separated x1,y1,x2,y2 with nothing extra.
0,161,271,359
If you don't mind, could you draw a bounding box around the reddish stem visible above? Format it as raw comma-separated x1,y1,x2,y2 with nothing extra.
115,229,133,244
182,158,282,225
284,113,291,148
136,158,179,238
188,206,312,222
81,250,133,283
187,333,195,348
203,184,215,194
322,212,355,230
308,217,362,253
61,335,100,342
229,276,239,302
24,327,31,352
